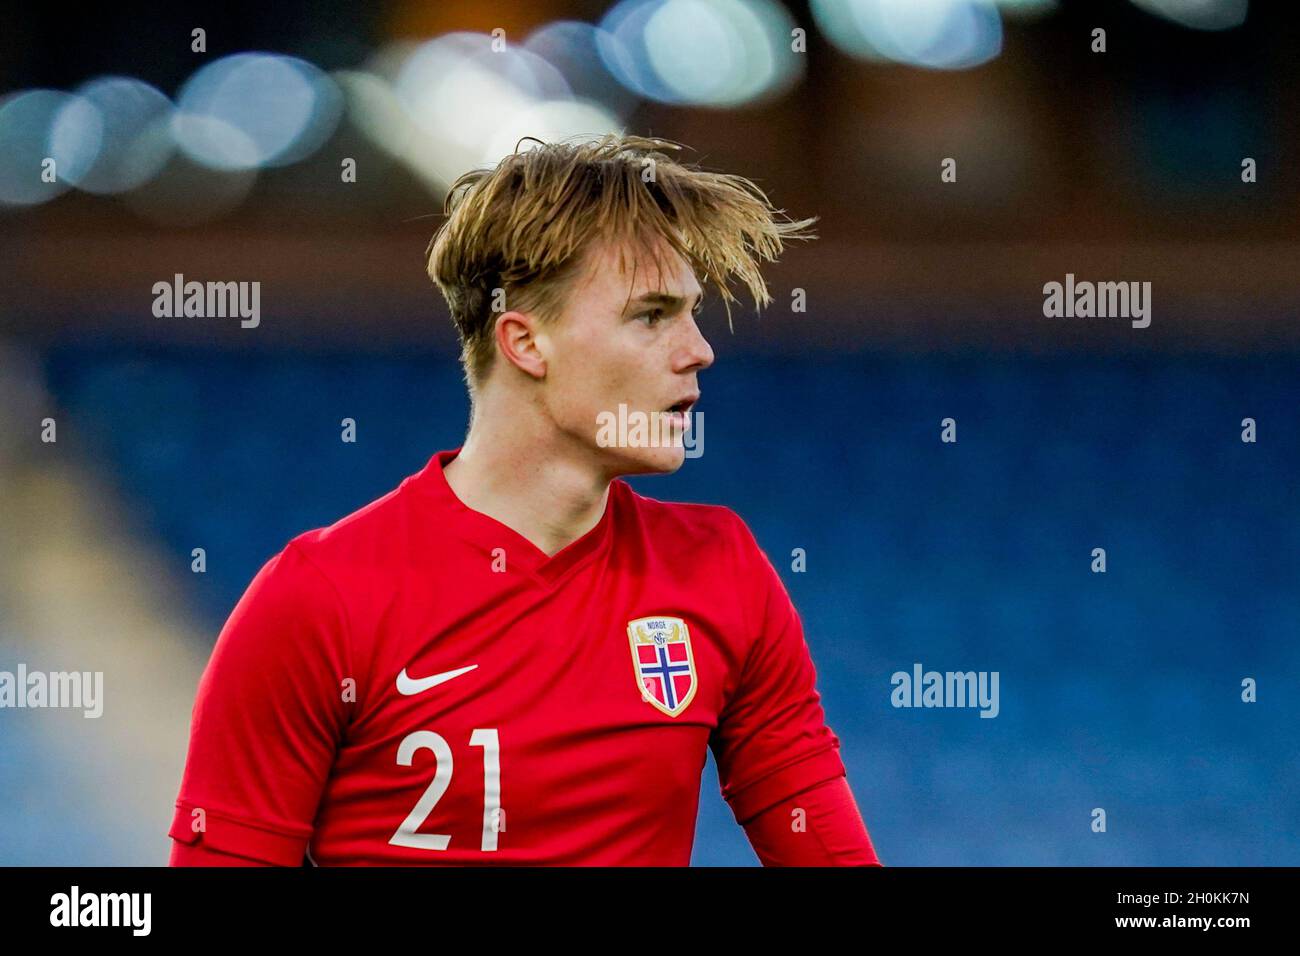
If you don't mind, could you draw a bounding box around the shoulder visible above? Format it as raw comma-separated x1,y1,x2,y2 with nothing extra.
617,482,765,564
259,475,440,599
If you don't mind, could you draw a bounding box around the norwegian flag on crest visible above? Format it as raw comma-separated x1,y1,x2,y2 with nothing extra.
627,616,697,717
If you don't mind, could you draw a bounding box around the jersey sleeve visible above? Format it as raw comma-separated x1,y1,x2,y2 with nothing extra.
168,542,352,866
741,775,882,866
709,515,850,826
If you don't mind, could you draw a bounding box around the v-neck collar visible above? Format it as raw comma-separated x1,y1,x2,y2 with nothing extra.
406,448,619,588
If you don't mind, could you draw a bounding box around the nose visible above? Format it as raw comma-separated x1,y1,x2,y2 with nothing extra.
673,314,715,373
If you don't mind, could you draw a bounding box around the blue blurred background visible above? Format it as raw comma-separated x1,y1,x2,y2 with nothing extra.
1,0,1297,865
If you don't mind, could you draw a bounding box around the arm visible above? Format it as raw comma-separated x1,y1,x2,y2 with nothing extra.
168,543,351,866
741,776,882,866
711,514,881,866
169,841,275,866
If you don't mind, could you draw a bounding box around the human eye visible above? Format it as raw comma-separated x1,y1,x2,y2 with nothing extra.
636,307,667,326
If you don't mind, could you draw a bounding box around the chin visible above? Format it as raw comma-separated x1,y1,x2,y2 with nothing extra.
600,444,686,477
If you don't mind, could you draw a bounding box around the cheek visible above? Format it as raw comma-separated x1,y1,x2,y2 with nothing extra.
545,335,615,425
555,327,644,403
569,363,630,422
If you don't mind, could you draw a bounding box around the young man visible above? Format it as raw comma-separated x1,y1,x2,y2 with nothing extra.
169,134,881,866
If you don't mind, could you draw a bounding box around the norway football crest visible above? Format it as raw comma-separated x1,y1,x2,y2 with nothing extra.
628,616,697,717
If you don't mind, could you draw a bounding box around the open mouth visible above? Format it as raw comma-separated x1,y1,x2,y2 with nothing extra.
659,398,697,435
663,396,698,415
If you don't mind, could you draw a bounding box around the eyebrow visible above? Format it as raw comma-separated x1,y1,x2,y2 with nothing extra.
622,290,704,315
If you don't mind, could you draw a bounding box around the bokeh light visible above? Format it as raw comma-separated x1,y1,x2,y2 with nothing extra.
172,53,343,171
0,90,84,206
1129,0,1248,31
343,32,621,194
51,77,174,195
599,0,803,106
524,20,640,119
811,0,1004,70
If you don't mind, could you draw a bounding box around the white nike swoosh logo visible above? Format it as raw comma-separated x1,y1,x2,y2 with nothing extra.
396,664,479,696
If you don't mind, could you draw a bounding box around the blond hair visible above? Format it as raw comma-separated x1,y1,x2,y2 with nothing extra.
425,133,816,388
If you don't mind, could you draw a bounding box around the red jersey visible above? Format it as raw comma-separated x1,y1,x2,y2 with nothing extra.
169,448,858,865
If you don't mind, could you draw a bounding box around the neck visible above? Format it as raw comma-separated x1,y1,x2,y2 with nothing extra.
443,389,612,557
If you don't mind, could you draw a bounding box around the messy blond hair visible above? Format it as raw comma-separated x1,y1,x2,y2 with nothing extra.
426,133,816,389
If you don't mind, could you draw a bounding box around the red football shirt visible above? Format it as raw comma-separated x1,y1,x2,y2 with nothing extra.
169,448,855,865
